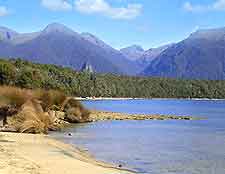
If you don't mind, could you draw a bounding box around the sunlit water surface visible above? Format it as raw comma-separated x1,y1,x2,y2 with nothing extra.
51,99,225,174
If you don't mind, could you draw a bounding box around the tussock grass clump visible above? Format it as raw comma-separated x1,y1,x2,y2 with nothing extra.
61,98,90,123
65,107,82,123
13,100,53,134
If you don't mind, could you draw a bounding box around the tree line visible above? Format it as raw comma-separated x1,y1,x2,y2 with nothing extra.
0,58,225,99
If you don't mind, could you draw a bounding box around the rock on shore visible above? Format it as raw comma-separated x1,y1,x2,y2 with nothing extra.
90,110,197,121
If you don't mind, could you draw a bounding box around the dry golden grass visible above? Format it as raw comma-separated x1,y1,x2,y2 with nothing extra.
0,86,66,110
0,86,32,108
65,107,82,123
61,98,90,123
34,89,67,111
0,86,91,133
13,100,53,134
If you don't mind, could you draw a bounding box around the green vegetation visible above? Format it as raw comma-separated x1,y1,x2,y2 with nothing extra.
0,58,225,99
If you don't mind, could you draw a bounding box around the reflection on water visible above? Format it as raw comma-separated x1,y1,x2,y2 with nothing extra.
51,99,225,174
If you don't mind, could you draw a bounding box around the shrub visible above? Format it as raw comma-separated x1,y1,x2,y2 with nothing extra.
0,61,16,85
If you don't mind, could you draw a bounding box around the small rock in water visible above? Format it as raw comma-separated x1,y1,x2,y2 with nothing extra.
68,133,72,136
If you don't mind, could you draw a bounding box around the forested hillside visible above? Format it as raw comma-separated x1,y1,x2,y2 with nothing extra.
1,58,225,99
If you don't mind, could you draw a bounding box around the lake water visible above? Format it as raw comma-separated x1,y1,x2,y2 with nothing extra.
51,99,225,174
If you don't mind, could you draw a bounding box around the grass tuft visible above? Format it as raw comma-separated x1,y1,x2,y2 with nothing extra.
13,100,53,134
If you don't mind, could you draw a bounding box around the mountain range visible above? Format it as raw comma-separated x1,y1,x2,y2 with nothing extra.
0,23,139,75
0,23,225,80
142,27,225,80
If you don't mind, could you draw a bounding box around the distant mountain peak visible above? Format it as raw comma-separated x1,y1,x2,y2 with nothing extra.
81,32,114,51
124,45,144,52
43,23,76,35
120,45,145,61
189,27,225,40
135,43,173,70
0,26,18,41
45,22,67,29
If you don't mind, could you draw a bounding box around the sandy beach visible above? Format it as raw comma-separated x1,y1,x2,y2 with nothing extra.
0,132,133,174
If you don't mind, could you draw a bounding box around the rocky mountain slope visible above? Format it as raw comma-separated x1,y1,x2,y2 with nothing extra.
142,27,225,80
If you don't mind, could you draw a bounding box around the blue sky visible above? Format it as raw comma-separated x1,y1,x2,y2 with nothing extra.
0,0,225,49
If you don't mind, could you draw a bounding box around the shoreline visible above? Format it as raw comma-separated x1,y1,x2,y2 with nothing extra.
75,97,225,101
0,110,199,174
90,110,199,121
1,109,199,133
0,97,203,174
0,132,134,174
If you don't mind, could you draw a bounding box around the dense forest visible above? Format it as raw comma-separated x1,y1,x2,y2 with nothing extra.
0,58,225,99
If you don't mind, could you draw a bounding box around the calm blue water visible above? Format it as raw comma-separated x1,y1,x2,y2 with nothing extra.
51,99,225,174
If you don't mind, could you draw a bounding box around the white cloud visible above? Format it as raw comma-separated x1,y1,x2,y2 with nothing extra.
75,0,142,19
41,0,73,11
184,0,225,12
183,2,208,12
213,0,225,10
0,6,9,16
